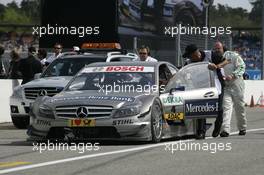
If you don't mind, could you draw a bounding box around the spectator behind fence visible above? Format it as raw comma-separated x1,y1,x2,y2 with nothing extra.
8,49,22,89
19,46,42,84
0,44,9,78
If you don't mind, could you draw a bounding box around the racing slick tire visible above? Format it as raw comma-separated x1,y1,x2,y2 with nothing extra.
11,116,29,129
150,99,163,143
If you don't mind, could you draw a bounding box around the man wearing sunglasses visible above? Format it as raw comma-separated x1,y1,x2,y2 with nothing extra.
45,43,63,66
137,45,157,62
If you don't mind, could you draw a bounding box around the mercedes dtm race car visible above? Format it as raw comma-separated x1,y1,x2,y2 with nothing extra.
28,61,219,142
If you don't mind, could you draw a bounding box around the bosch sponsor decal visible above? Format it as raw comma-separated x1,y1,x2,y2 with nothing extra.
112,119,133,125
81,66,154,73
164,112,184,120
51,95,135,103
185,99,218,116
161,95,183,106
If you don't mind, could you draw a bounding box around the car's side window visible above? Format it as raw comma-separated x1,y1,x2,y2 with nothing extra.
180,63,212,90
159,64,173,87
165,71,189,92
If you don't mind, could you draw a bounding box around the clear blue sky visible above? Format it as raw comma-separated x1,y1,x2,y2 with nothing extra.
0,0,254,12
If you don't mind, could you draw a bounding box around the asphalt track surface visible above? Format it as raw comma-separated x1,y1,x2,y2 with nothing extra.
0,107,264,175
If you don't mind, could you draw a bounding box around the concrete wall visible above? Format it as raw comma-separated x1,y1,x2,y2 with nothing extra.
0,79,264,123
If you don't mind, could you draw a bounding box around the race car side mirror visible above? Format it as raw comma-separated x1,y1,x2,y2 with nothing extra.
169,86,185,95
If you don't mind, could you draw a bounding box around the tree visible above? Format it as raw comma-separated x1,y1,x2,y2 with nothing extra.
209,3,258,28
20,0,40,23
0,3,5,18
249,0,261,25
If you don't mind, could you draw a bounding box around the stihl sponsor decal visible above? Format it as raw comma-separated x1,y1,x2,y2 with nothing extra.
112,119,133,125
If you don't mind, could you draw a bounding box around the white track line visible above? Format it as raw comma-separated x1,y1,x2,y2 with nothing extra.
1,128,264,174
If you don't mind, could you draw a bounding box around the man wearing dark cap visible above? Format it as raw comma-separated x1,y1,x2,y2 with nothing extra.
19,46,42,84
183,44,211,65
183,44,211,139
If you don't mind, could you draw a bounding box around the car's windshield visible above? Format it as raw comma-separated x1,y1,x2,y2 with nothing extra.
42,57,105,77
66,66,155,93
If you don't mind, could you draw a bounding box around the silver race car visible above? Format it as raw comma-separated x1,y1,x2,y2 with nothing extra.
28,61,219,142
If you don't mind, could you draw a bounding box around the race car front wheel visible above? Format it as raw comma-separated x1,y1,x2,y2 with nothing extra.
11,116,29,129
150,99,163,143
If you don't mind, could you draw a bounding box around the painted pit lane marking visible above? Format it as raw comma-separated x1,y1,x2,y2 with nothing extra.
0,128,264,174
0,162,31,168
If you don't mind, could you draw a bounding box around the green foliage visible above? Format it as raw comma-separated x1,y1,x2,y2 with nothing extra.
249,0,261,24
209,2,260,28
2,7,31,24
0,0,40,25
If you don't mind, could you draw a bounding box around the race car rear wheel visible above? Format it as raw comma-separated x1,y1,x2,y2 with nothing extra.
11,116,29,129
150,100,163,143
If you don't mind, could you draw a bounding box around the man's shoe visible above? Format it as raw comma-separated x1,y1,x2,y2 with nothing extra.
220,131,229,137
196,133,205,140
239,130,246,135
212,129,220,137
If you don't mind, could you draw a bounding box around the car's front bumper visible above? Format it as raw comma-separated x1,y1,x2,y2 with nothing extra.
27,112,153,141
10,96,33,119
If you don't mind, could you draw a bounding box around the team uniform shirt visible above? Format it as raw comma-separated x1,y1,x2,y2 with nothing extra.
222,51,245,85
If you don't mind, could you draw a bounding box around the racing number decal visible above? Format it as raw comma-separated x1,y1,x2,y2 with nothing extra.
69,119,96,127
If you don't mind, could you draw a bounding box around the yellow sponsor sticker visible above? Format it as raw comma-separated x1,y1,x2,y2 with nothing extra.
68,119,96,127
164,112,184,120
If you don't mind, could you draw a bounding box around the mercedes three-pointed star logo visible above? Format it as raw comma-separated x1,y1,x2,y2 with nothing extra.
38,89,48,96
76,107,88,118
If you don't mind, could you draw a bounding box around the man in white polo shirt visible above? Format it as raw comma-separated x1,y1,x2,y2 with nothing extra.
137,45,157,62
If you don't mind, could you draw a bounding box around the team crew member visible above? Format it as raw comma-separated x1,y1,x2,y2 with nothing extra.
218,51,247,137
183,44,210,139
137,45,158,62
45,43,63,65
208,41,226,137
209,51,225,137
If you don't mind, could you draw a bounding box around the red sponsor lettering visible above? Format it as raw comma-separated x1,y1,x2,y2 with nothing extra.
135,66,144,71
106,66,144,72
